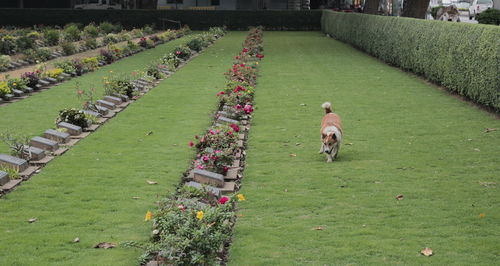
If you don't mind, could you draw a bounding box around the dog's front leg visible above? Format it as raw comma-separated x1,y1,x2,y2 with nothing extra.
319,143,325,154
326,153,333,163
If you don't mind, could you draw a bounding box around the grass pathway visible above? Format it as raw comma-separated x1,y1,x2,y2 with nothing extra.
0,35,189,154
0,32,246,265
229,32,500,265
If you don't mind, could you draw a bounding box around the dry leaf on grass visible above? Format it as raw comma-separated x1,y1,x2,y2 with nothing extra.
345,143,353,146
484,128,497,133
289,153,297,157
28,218,37,223
420,247,433,256
479,213,486,218
312,226,324,230
396,194,404,200
94,242,116,249
132,196,141,200
146,180,158,185
73,237,80,243
146,131,153,136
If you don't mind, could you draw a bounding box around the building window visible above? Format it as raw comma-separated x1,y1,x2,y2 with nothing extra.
211,0,220,5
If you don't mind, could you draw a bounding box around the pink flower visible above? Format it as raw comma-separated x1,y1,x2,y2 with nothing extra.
215,150,222,154
175,51,181,55
197,164,205,170
256,54,264,59
188,141,194,147
216,129,220,133
218,196,229,204
202,155,209,162
233,86,245,93
209,130,216,135
223,166,229,173
227,131,233,135
230,124,240,132
178,205,186,212
216,91,225,96
240,64,245,67
242,48,249,53
243,104,253,114
235,104,242,110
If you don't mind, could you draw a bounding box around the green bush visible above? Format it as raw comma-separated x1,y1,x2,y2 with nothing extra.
0,55,11,71
0,35,17,55
60,41,77,56
99,21,121,34
321,11,500,111
44,29,60,46
83,23,99,38
477,8,500,25
64,23,81,42
56,108,90,129
23,47,52,62
186,37,206,52
16,35,36,50
84,38,98,49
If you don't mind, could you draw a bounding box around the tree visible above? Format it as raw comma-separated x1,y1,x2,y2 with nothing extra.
135,0,158,9
363,0,380,14
401,0,430,18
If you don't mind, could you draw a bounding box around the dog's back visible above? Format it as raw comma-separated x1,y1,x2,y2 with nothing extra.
321,102,343,134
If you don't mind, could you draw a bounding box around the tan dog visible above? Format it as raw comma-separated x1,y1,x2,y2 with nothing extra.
319,102,343,162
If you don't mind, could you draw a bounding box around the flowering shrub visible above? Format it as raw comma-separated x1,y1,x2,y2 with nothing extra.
0,81,11,97
6,77,27,91
56,108,90,129
103,74,135,97
45,68,64,79
54,60,77,74
146,63,165,80
21,71,40,88
82,57,99,72
173,46,192,61
100,48,116,64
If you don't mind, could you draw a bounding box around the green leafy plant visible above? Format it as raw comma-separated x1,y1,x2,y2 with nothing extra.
43,29,60,46
54,60,77,74
477,8,500,25
60,41,77,56
0,35,17,55
103,73,135,97
0,55,11,71
99,21,120,34
16,35,36,50
56,108,91,129
84,38,98,49
0,166,20,179
83,23,99,38
64,23,81,42
23,47,52,62
0,132,31,160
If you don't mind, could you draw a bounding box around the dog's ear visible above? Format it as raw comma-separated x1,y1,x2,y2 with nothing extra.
332,134,337,140
322,133,327,139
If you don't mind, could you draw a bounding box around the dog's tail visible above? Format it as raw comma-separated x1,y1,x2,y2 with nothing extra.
322,102,332,114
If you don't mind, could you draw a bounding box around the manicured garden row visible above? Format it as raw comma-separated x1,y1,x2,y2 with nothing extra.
126,28,264,265
0,28,226,196
0,31,247,265
228,32,500,265
0,27,191,105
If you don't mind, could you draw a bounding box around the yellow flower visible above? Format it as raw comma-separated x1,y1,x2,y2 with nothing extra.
12,82,17,86
479,213,486,218
237,194,246,201
144,210,153,221
109,70,113,73
196,211,204,220
255,61,259,65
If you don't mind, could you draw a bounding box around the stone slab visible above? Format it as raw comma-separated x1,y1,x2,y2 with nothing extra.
85,124,100,132
61,138,80,147
0,178,22,191
225,168,238,180
24,146,46,161
217,116,239,125
103,95,122,105
112,93,129,102
96,105,109,115
193,169,225,188
30,136,59,152
20,166,39,178
53,147,69,156
220,182,236,194
0,171,9,186
3,94,13,101
12,89,24,97
238,140,244,148
239,134,245,140
46,77,58,84
44,129,71,144
96,99,116,110
0,154,28,172
118,101,130,108
185,181,221,198
57,122,82,136
83,110,101,117
38,80,50,86
97,117,109,124
103,111,116,118
72,132,91,139
30,155,54,165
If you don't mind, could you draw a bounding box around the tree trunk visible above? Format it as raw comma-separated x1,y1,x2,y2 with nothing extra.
401,0,430,18
363,0,380,14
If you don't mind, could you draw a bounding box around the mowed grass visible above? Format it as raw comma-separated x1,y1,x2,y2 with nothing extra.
0,32,246,265
229,32,500,265
0,35,191,154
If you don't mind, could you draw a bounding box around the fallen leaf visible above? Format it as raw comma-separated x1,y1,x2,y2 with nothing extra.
420,247,433,257
28,218,37,223
73,237,80,243
396,194,404,200
479,181,496,188
312,226,324,230
284,189,288,192
146,131,153,136
299,103,307,106
132,196,141,200
146,180,158,185
237,214,244,217
474,148,480,152
295,143,301,146
484,128,497,133
94,242,116,249
479,213,486,218
289,153,297,157
345,143,353,146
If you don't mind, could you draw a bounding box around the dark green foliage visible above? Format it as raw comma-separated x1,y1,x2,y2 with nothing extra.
186,37,206,52
0,9,321,30
321,11,500,111
64,23,81,42
56,108,90,129
43,29,60,46
0,35,17,55
477,8,500,25
16,35,36,50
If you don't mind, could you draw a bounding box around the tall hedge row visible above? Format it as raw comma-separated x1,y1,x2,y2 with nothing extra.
322,10,500,111
0,9,321,30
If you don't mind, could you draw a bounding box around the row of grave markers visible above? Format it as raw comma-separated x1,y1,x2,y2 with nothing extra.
0,37,213,196
0,31,185,106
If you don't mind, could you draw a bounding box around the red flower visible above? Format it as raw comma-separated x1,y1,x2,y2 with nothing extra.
235,104,242,110
230,124,240,132
175,51,181,55
195,135,199,139
223,166,229,173
256,54,264,59
233,85,245,93
216,91,225,96
243,104,253,114
227,131,233,135
242,48,249,53
188,141,194,147
218,196,229,204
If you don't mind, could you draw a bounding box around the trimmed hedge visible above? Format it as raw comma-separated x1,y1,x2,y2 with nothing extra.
0,9,321,30
321,10,500,111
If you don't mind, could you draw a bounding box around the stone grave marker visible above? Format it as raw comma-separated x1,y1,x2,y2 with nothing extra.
193,169,225,187
24,87,34,93
44,129,70,144
46,77,58,84
185,181,221,198
23,146,46,161
95,105,109,115
0,170,9,186
217,116,239,125
38,80,50,86
96,99,116,110
3,94,13,101
103,95,122,105
221,182,236,194
112,93,129,102
57,122,82,136
11,89,24,97
0,154,28,172
83,110,101,117
225,167,238,180
30,136,59,152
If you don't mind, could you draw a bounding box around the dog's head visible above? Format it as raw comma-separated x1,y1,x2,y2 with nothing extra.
322,132,338,154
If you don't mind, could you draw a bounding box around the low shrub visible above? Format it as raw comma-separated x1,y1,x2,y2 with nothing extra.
60,41,77,55
0,81,12,97
21,71,40,87
0,35,17,55
16,35,36,50
46,68,64,79
23,47,52,62
477,8,500,25
146,62,165,79
103,74,135,97
173,46,191,61
6,77,27,91
0,55,11,71
102,33,120,45
83,23,99,38
64,24,81,42
54,60,76,74
43,29,60,46
82,57,99,72
56,108,90,129
321,10,500,111
186,37,206,52
99,21,121,34
84,38,98,49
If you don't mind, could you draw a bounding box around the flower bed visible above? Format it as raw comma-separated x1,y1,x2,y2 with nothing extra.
128,27,264,266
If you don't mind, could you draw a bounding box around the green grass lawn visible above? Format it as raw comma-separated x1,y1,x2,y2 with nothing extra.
0,32,247,265
0,35,192,154
228,32,500,265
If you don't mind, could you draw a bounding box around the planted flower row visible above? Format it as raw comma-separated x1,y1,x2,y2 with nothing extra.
130,27,264,266
0,28,227,197
0,27,192,105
